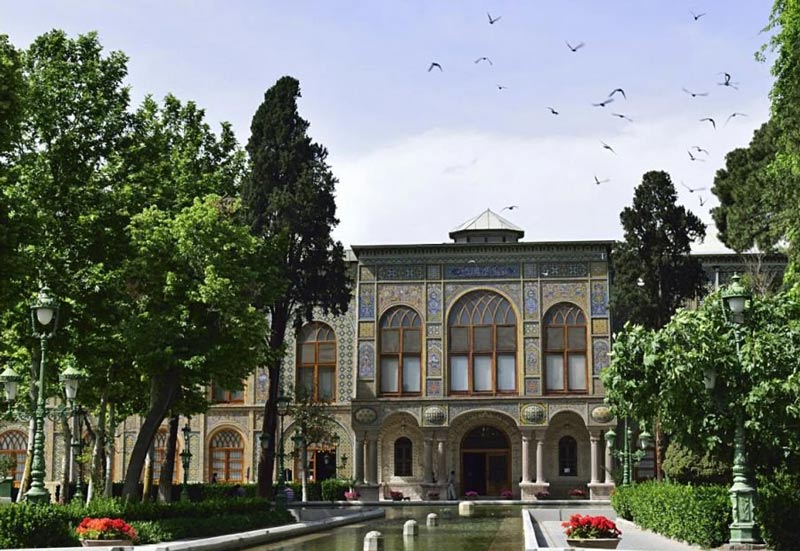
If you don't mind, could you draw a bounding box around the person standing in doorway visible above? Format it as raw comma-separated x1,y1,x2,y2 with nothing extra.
447,470,456,500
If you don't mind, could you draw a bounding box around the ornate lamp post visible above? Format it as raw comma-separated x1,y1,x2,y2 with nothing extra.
605,419,651,485
707,274,760,545
331,434,340,478
275,394,290,509
180,420,193,502
60,362,84,503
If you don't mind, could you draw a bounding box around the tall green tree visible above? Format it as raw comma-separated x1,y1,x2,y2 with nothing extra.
242,76,352,498
611,170,708,332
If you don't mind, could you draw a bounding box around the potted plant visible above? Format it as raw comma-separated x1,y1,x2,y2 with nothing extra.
0,455,15,503
562,514,621,549
500,489,513,499
464,490,479,498
568,487,587,499
390,490,404,501
427,491,440,500
75,517,137,547
535,490,551,500
344,490,360,501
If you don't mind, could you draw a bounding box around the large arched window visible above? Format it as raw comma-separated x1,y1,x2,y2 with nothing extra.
209,429,244,482
544,303,587,393
0,430,27,487
448,291,517,394
558,436,578,476
297,322,336,402
394,437,413,476
153,429,180,484
380,307,422,395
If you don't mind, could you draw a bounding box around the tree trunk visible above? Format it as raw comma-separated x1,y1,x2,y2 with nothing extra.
86,395,107,502
103,402,115,498
258,308,289,498
121,370,179,499
59,417,71,504
157,414,179,503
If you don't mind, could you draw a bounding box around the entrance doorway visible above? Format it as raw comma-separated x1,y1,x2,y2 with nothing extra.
461,426,510,497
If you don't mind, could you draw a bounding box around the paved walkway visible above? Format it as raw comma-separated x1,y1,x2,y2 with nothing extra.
532,508,704,551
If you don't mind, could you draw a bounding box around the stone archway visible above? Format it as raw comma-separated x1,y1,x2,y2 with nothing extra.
460,425,510,496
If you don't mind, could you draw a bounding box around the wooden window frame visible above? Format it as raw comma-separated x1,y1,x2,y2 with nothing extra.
296,322,337,402
394,437,413,476
558,435,578,477
0,430,27,488
447,291,518,396
379,307,422,397
211,383,245,404
209,430,244,483
153,429,181,484
544,303,588,395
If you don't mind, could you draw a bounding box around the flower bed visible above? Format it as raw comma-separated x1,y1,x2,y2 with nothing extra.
562,514,621,539
76,517,137,543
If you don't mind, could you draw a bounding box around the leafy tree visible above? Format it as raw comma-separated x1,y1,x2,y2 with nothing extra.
242,76,352,498
611,170,707,332
288,390,337,501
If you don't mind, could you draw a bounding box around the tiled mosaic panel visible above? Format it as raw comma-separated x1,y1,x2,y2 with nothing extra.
591,281,609,316
427,284,442,321
427,264,441,280
523,263,538,278
358,341,375,379
542,282,589,312
359,286,375,319
427,340,442,377
539,263,588,277
444,282,522,318
444,263,520,279
592,318,609,335
523,282,539,319
378,284,425,315
590,262,608,276
524,338,540,375
188,431,200,481
359,321,374,338
426,324,442,338
256,369,269,403
524,322,539,337
426,379,442,397
360,266,375,281
378,265,425,280
592,338,610,375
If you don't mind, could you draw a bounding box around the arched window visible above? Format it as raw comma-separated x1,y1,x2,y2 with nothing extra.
0,430,27,487
448,291,517,394
380,307,422,395
209,430,243,482
544,303,587,393
153,429,180,484
394,437,413,476
559,436,578,476
297,322,336,402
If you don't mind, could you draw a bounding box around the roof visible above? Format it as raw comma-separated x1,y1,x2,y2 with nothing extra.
449,208,524,238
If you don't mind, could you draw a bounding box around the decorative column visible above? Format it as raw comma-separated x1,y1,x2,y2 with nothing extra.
535,435,545,484
590,433,600,484
521,434,531,483
355,436,365,484
436,438,446,483
604,434,613,484
423,437,434,483
367,437,378,484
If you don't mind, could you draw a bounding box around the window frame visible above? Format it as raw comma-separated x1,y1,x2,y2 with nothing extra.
558,435,578,477
447,291,518,396
211,383,245,404
296,322,337,402
543,303,588,394
379,307,422,397
394,437,413,476
0,430,27,488
209,429,244,483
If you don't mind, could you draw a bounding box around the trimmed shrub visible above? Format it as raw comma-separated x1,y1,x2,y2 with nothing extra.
130,510,293,544
321,478,351,501
0,503,77,548
610,481,730,548
662,441,730,484
756,471,800,550
286,480,322,501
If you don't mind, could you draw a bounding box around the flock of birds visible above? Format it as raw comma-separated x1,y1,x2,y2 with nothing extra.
426,9,750,211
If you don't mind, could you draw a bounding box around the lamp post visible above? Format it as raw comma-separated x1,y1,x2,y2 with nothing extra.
180,420,193,502
60,362,84,503
275,394,290,509
605,419,651,485
331,433,340,478
292,429,308,502
709,273,760,545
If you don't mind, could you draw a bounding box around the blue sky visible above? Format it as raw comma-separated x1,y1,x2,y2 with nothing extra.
4,1,776,250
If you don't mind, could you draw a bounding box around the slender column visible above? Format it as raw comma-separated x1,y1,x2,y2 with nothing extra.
367,437,378,484
436,438,446,483
521,434,531,483
355,436,365,484
535,433,546,484
604,433,613,484
423,437,434,483
590,433,600,484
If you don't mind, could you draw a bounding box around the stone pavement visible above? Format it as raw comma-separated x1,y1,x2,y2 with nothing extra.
531,508,704,551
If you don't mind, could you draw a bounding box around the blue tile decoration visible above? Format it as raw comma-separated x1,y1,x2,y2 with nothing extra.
524,322,539,337
427,264,441,280
427,340,442,377
523,263,538,278
378,265,425,280
444,283,522,318
444,263,520,279
539,263,588,278
360,266,375,281
591,281,609,316
426,379,442,397
358,341,375,379
542,282,589,312
378,284,425,315
427,284,442,321
359,286,375,319
593,338,610,375
426,324,441,338
525,378,541,396
524,338,540,375
523,282,539,318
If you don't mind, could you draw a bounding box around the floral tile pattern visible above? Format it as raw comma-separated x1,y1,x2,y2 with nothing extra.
427,340,442,377
358,341,375,379
359,286,375,319
591,281,609,316
378,284,425,315
427,284,442,321
542,282,589,312
592,338,610,375
378,265,425,280
525,338,540,375
524,282,539,318
426,379,442,397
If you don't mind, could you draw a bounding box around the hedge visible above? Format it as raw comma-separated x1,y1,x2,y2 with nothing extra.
756,471,800,550
321,478,351,501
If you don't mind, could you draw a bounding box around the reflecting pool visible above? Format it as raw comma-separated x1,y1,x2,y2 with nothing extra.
248,506,524,551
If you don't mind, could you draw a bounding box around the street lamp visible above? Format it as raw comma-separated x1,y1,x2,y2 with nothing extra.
180,420,193,502
331,433,340,478
706,273,760,545
605,420,652,485
60,361,85,503
275,394,290,509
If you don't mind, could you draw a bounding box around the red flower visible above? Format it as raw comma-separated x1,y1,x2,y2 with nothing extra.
561,514,621,539
75,517,137,541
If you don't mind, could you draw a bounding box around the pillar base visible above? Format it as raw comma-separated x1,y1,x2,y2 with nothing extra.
520,482,550,500
354,484,380,501
588,482,615,500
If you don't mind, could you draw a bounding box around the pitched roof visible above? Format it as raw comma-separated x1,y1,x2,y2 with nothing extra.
450,208,523,234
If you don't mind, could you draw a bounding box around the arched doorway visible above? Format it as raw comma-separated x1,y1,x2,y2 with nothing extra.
461,425,510,496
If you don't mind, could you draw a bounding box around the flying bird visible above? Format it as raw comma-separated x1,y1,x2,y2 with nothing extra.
690,10,706,20
612,113,633,122
718,72,739,89
487,12,502,24
700,117,716,130
682,87,709,98
547,107,559,115
726,112,748,125
566,41,586,52
474,56,493,66
428,62,443,72
691,145,710,155
681,181,707,193
592,97,615,107
501,205,518,211
688,150,705,162
594,175,610,185
600,141,617,155
608,88,626,99
699,195,708,206
497,84,508,90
